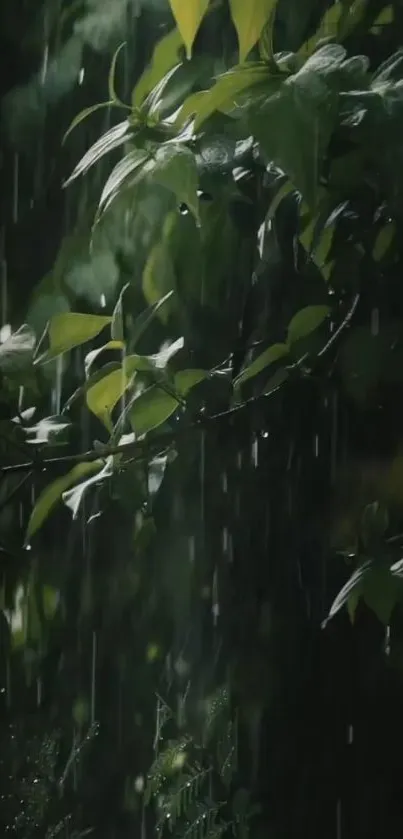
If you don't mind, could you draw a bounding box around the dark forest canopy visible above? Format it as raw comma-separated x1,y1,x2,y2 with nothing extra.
2,1,403,837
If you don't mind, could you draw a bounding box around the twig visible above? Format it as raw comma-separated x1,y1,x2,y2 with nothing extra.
0,392,272,476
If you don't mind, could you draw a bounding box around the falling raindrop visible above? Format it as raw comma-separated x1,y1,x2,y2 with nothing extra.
371,307,379,336
12,154,19,224
336,799,342,839
314,434,319,458
78,67,85,85
251,435,259,467
100,293,106,308
189,536,196,564
91,631,97,724
385,624,391,656
221,472,228,493
347,724,354,744
1,255,7,326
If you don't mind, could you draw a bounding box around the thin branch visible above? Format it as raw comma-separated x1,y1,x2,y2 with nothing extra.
0,392,273,476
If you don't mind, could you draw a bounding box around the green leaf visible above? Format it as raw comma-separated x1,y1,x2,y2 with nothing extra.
168,0,210,60
26,461,103,541
86,356,140,431
38,313,111,362
251,45,346,206
0,325,36,373
98,149,150,215
372,221,396,262
362,566,402,625
152,144,200,223
64,120,131,186
325,560,373,624
234,343,289,386
129,369,206,436
229,0,278,63
63,101,118,143
132,27,183,108
130,387,179,436
111,284,128,342
287,305,330,345
109,42,127,105
191,63,271,130
63,458,114,518
84,341,124,376
142,243,176,317
131,291,175,347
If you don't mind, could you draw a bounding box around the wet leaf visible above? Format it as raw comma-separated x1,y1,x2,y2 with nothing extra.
38,313,111,362
168,0,210,60
26,462,104,541
86,356,140,431
129,369,206,435
0,325,36,373
372,222,396,262
132,26,183,107
362,566,402,625
234,343,289,387
98,149,150,214
64,120,131,186
152,144,200,224
229,0,278,63
130,290,175,346
63,458,114,518
287,305,330,345
325,559,373,623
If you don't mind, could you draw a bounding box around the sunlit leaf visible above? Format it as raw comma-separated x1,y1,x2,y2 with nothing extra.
287,305,330,345
26,461,104,541
0,325,36,373
168,0,210,60
234,343,289,386
38,313,111,363
229,0,278,63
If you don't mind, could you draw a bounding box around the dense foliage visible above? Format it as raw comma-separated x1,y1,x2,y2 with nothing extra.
2,0,403,836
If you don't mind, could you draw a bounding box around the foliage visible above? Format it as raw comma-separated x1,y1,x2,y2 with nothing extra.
3,0,403,836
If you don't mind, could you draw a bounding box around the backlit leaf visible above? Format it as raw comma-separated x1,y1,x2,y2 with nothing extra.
86,356,140,431
26,462,103,541
168,0,210,60
229,0,278,63
38,313,111,362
